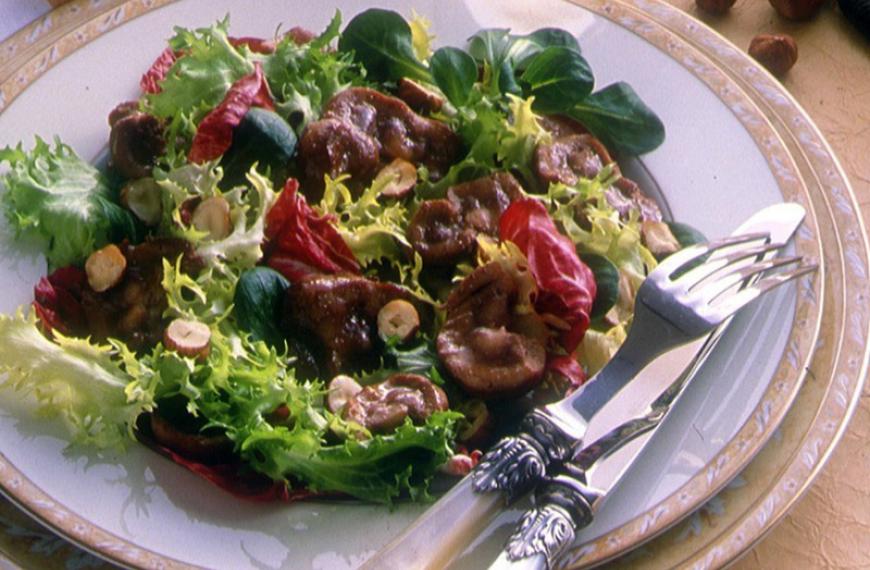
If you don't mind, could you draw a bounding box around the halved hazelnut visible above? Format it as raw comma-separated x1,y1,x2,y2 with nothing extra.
327,375,363,413
164,318,211,359
377,299,420,342
641,221,681,257
85,244,127,293
191,196,232,240
120,178,163,225
374,158,418,199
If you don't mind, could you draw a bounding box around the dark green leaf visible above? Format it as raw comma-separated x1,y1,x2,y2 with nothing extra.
430,47,478,106
509,28,582,69
568,82,665,155
581,253,620,319
233,267,290,347
667,221,706,248
467,29,517,96
521,46,593,113
97,196,145,245
385,337,441,377
220,107,297,187
339,9,430,83
467,28,513,67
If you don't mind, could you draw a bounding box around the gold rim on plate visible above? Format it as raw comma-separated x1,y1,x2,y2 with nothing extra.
0,1,864,569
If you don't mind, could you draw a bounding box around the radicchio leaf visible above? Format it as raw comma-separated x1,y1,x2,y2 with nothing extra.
140,47,178,95
32,266,87,335
188,63,275,164
264,178,360,280
499,197,596,353
228,36,277,54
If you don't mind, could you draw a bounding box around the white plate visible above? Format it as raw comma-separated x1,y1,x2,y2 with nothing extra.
0,0,840,568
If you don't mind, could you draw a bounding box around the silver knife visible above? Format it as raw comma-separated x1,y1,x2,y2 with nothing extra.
492,328,723,569
363,203,806,570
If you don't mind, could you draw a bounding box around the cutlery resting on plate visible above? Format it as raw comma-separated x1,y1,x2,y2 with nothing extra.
367,202,816,570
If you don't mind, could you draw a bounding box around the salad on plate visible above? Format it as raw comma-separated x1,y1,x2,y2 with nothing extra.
0,8,699,504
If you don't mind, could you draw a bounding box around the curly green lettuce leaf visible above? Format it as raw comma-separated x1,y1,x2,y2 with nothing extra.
241,410,461,503
496,94,551,184
145,18,253,123
141,287,459,501
155,162,276,272
0,138,140,268
409,10,435,62
319,174,411,267
259,11,362,132
0,309,153,449
547,166,656,277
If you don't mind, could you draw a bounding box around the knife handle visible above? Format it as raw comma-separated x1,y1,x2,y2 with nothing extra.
362,475,505,570
493,473,603,570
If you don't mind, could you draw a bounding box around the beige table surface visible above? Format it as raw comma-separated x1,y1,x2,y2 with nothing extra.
0,1,867,569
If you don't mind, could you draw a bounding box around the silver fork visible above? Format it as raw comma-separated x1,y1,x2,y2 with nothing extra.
473,232,815,498
366,205,815,570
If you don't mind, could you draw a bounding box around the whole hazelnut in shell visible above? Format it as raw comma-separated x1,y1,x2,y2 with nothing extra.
696,0,737,15
769,0,825,19
749,34,798,77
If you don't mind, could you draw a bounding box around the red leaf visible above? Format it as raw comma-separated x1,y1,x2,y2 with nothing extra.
188,63,275,164
136,422,324,503
32,266,87,334
264,179,360,280
229,36,277,54
499,198,596,353
547,355,587,392
140,48,178,95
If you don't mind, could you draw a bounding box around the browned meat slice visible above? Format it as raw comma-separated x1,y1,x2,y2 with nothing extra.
397,78,444,115
299,87,460,197
533,134,613,187
536,114,589,138
343,373,448,434
109,108,165,180
323,88,459,177
80,238,200,350
408,172,523,266
607,177,663,222
436,263,548,398
283,275,418,374
447,172,523,235
534,126,663,222
407,199,476,265
298,118,381,196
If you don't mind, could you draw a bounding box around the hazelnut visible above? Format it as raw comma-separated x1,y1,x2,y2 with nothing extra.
164,318,211,359
85,244,127,292
377,299,421,342
749,34,799,77
373,158,418,199
120,177,162,225
191,196,232,240
327,375,363,413
641,221,681,257
768,0,824,19
696,0,737,15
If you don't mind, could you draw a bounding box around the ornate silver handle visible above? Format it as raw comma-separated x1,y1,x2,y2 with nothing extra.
472,410,576,500
497,468,604,570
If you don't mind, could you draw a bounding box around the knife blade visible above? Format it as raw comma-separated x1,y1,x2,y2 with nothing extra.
362,203,806,570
